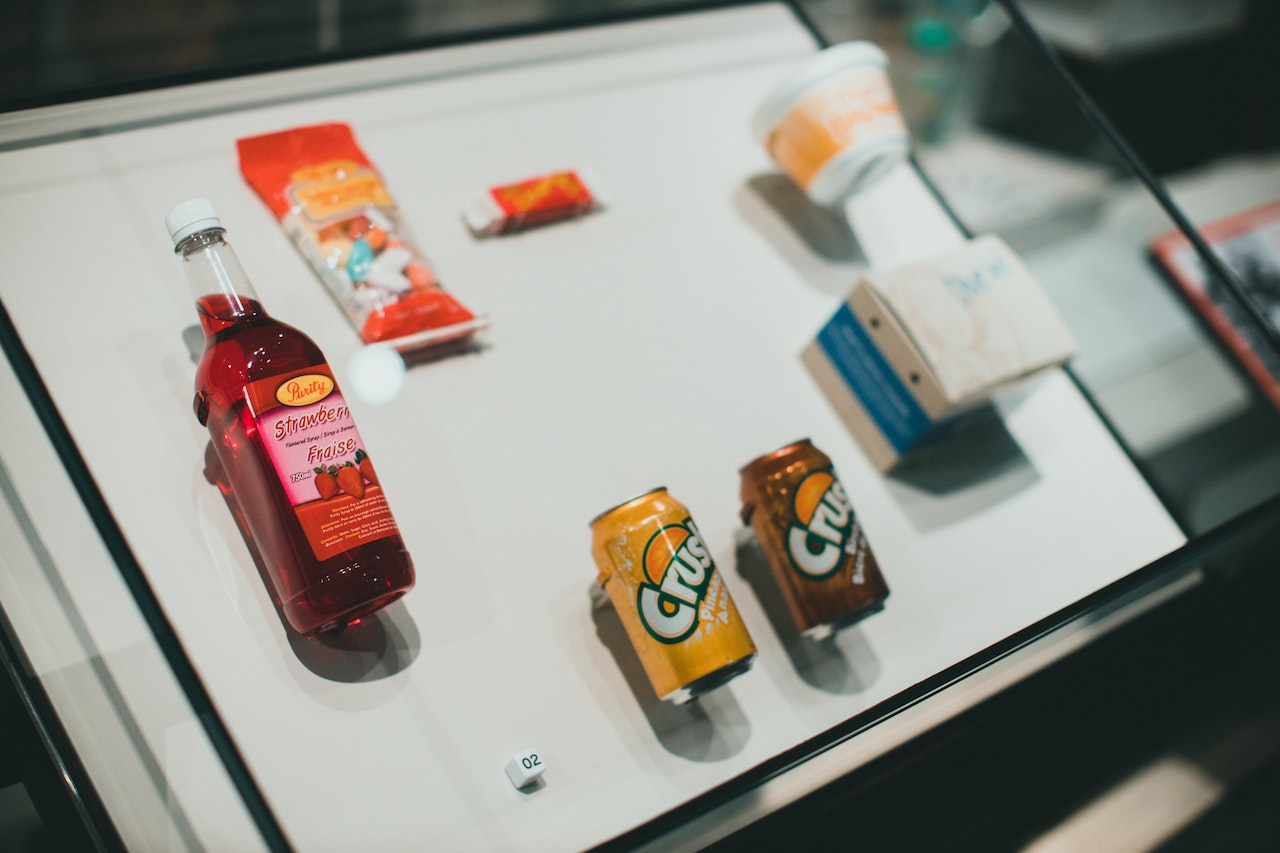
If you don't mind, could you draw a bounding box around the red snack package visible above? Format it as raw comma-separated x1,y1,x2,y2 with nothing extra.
463,170,604,237
238,123,485,351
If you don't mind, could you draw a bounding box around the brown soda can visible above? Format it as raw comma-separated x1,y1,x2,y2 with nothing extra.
739,439,888,639
590,487,757,704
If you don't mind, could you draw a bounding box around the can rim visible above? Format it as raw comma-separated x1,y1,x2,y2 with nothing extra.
588,486,668,527
738,438,812,475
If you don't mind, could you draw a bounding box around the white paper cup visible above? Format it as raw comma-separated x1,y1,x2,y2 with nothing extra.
753,42,910,207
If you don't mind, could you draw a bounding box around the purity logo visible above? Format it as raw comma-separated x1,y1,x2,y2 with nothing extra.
787,471,855,580
637,519,714,644
276,374,334,407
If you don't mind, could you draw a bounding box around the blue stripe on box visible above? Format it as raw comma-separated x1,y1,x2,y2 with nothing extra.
817,303,932,453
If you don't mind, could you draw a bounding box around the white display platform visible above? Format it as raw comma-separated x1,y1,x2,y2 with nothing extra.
0,5,1186,850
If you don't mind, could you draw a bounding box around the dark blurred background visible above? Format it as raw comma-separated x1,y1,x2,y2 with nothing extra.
3,0,1278,176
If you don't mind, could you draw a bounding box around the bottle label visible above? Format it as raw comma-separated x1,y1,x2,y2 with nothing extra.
767,66,905,190
243,365,400,561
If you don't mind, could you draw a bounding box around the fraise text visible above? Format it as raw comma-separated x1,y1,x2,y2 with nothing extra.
307,437,357,463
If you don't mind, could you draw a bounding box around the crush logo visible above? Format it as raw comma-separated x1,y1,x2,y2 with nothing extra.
787,471,854,580
637,519,714,644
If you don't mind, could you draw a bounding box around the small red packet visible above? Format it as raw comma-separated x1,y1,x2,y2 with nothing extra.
238,123,485,352
463,170,603,237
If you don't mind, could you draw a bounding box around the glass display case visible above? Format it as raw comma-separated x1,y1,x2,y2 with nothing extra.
2,1,1278,849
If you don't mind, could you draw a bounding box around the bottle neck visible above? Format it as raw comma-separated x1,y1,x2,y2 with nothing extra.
178,228,264,334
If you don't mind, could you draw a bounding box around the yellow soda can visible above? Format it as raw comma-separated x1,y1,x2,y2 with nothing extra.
590,488,756,704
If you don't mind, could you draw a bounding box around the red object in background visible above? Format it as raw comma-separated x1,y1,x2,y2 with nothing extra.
1150,200,1280,410
464,170,602,236
489,171,597,232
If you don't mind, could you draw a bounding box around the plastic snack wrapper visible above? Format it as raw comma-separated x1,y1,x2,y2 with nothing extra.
463,169,604,237
237,123,486,353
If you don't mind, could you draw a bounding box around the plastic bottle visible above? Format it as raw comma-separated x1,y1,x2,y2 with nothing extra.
168,198,415,635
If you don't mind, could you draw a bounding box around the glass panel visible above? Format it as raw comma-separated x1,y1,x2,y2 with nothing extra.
0,322,269,851
803,0,1280,534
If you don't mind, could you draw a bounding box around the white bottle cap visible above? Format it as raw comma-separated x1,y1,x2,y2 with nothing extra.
166,198,223,246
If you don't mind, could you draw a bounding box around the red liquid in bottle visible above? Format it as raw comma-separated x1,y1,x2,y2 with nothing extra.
194,292,414,635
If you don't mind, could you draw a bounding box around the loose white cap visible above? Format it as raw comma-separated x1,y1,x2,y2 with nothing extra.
166,198,222,246
346,344,406,406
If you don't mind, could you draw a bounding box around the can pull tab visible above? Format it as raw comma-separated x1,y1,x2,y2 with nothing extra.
193,390,210,426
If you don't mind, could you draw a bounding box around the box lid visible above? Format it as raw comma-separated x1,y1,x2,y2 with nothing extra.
863,234,1077,403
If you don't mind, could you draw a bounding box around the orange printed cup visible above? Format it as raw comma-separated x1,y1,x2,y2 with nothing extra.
753,42,909,206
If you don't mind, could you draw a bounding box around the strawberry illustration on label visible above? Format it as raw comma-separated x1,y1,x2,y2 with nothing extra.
355,449,379,486
335,462,365,499
314,465,339,499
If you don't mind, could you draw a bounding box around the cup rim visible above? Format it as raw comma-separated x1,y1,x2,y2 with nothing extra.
750,41,890,144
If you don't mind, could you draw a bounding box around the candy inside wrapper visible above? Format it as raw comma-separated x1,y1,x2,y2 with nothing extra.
238,123,486,353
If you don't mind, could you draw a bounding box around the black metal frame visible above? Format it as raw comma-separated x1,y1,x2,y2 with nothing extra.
0,596,124,852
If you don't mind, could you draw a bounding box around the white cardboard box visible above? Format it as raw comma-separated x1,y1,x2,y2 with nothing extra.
805,234,1077,470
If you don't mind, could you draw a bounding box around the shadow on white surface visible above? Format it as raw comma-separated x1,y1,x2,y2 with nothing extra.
199,440,421,681
885,414,1039,532
734,531,883,695
181,325,203,363
740,174,866,296
288,602,421,683
590,597,751,763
